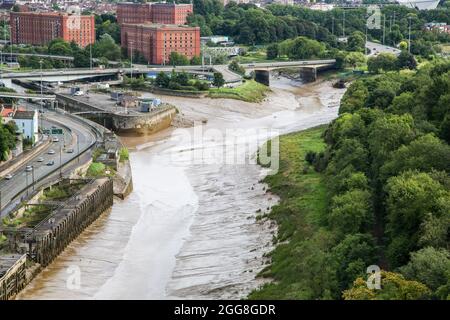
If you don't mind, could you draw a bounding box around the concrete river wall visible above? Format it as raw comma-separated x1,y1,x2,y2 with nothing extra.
56,93,177,134
31,178,114,267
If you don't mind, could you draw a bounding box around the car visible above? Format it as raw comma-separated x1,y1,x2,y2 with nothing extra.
36,157,44,162
48,149,55,155
65,148,74,153
4,174,13,180
52,137,59,142
25,165,33,172
46,160,55,166
73,90,84,96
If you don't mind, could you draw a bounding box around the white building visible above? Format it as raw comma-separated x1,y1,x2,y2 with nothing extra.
13,110,38,143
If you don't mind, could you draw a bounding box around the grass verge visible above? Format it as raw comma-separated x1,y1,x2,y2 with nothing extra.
249,126,331,299
208,80,270,103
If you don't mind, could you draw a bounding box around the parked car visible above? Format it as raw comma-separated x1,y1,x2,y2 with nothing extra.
4,174,13,180
48,149,55,155
52,137,59,142
46,160,55,166
25,165,33,172
65,148,74,153
36,157,44,162
73,90,84,96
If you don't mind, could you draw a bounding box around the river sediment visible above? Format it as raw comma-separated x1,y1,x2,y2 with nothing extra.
17,77,346,299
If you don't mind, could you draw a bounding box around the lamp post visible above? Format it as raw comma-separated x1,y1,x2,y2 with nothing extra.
130,41,133,79
39,59,44,130
89,28,93,70
59,145,62,178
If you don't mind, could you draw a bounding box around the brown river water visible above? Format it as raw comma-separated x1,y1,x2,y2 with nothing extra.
17,77,346,299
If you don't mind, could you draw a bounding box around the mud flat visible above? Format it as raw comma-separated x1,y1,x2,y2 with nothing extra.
17,77,346,300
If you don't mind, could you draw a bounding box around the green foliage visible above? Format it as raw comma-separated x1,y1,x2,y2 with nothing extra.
396,51,417,70
347,31,365,52
400,247,450,293
93,33,121,61
329,189,373,235
119,147,129,162
208,80,268,102
266,43,279,60
87,162,106,177
212,72,225,88
367,53,398,74
278,36,326,60
385,170,449,267
344,52,366,69
343,271,431,300
228,60,245,75
169,52,190,66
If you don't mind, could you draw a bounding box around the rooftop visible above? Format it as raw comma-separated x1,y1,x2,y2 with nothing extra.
123,23,199,29
13,110,35,120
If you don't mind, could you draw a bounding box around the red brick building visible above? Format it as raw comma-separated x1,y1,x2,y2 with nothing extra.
117,2,193,25
121,23,200,65
10,12,95,47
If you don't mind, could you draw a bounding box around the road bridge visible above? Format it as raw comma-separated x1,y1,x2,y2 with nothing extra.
0,92,56,100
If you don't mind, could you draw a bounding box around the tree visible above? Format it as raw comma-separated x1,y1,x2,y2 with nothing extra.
331,233,378,291
380,134,450,181
344,52,366,69
347,31,365,52
343,271,431,300
190,55,202,65
396,51,417,70
168,52,190,66
0,122,17,161
329,189,373,235
228,60,245,75
385,170,448,267
48,39,72,56
400,247,450,292
213,72,225,88
155,71,170,88
93,34,121,61
367,53,398,74
279,36,325,59
266,43,279,59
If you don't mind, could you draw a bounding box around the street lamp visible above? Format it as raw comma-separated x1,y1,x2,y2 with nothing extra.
59,145,62,178
39,59,44,130
130,41,133,79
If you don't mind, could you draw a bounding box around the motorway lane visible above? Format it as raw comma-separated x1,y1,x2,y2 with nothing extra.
0,105,96,218
366,41,402,57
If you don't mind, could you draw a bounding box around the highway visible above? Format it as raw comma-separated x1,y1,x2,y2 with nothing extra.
0,59,337,83
0,104,97,218
366,41,402,57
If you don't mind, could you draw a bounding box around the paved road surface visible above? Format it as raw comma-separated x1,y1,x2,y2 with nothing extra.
0,104,96,218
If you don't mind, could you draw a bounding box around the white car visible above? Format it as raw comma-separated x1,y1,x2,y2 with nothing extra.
4,174,13,180
25,165,33,172
52,137,59,142
36,157,44,162
48,149,55,155
73,90,84,96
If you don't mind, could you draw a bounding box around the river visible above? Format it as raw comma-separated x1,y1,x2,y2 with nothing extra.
16,76,346,299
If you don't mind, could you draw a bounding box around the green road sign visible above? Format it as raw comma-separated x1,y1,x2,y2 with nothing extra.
43,129,51,134
51,128,63,135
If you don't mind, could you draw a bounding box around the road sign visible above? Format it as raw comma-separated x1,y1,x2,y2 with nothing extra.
51,128,63,135
42,129,50,134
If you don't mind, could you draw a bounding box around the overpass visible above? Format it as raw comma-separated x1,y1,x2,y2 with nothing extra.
0,59,336,84
242,59,337,85
0,52,75,62
0,92,56,100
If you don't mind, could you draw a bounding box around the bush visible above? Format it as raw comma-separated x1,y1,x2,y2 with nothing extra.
87,162,106,177
119,147,129,162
